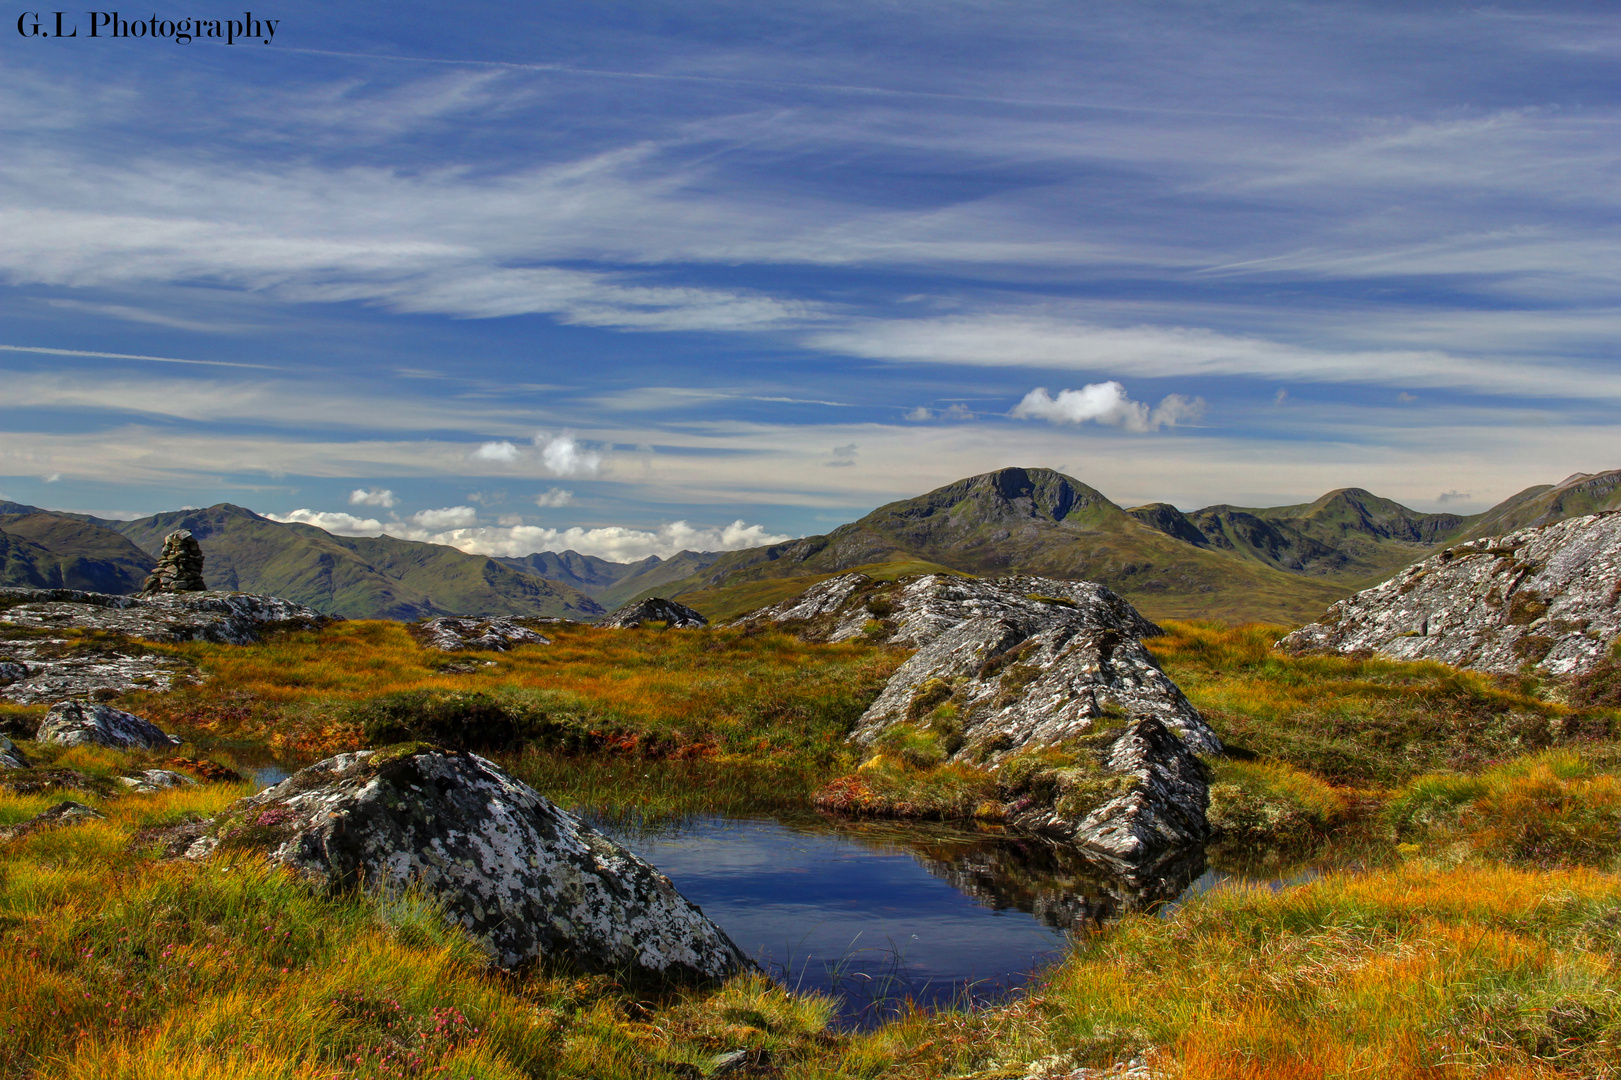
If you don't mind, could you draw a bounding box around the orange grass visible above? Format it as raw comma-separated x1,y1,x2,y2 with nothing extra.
1147,620,1592,784
1020,863,1621,1079
116,619,902,759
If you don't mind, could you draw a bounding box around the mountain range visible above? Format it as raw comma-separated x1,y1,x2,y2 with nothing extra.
2,467,1616,625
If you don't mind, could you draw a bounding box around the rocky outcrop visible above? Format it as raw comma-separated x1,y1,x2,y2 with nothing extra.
600,597,709,629
409,616,551,653
740,573,1217,757
0,588,331,645
0,734,28,769
1279,513,1621,678
36,701,181,750
747,573,1218,875
0,800,105,841
0,588,332,704
1005,718,1211,876
118,768,198,793
141,530,208,593
188,746,752,982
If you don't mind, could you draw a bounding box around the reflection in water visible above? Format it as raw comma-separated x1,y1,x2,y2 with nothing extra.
599,813,1208,1028
243,761,1222,1028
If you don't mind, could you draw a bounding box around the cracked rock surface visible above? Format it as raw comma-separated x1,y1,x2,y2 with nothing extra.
37,701,181,750
0,735,28,769
741,573,1218,874
410,616,551,653
1279,513,1621,678
188,746,752,982
0,588,331,704
599,597,709,629
740,573,1217,757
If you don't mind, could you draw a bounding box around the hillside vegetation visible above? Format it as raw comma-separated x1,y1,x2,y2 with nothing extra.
7,615,1621,1076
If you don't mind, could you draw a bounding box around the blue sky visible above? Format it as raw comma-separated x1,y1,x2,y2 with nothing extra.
3,1,1618,561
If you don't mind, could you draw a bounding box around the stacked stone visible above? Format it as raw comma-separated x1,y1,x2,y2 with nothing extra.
141,530,207,593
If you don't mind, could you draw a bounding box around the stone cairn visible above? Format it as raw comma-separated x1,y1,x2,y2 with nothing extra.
141,530,207,593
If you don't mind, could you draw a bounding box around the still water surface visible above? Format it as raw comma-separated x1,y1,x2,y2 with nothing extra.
247,763,1287,1027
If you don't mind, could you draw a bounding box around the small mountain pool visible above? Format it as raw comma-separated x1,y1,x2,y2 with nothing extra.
242,762,1296,1028
596,814,1211,1028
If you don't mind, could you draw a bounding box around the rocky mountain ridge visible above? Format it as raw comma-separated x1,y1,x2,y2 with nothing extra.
6,466,1617,626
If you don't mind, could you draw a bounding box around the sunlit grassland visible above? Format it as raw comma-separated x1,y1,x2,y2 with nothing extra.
0,778,836,1079
1148,620,1591,785
8,614,1621,1075
99,620,903,766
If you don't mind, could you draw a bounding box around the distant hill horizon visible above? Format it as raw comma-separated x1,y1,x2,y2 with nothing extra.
2,467,1616,624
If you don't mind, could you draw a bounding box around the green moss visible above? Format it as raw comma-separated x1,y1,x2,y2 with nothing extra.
906,678,955,721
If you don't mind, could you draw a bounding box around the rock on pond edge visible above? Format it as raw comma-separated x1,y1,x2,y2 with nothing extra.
188,745,753,984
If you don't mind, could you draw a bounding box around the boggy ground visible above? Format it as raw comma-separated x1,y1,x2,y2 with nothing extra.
4,617,1621,1077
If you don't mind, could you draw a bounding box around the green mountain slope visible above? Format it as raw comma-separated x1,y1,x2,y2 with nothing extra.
1453,470,1621,541
0,511,155,593
494,549,725,610
1130,488,1475,586
111,504,603,621
649,468,1352,625
0,527,62,589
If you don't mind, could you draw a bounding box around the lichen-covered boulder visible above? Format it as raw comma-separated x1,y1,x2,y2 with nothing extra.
743,573,1217,758
409,616,550,653
37,701,181,750
188,746,752,982
753,573,1218,875
599,597,708,629
1279,513,1621,678
0,660,27,686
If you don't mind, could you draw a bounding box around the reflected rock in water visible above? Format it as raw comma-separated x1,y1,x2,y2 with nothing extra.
808,814,1205,932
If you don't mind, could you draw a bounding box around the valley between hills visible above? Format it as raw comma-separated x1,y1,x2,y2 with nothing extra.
5,465,1620,625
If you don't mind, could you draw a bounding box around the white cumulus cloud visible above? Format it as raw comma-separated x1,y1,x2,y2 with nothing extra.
536,432,602,477
348,487,396,508
408,505,480,530
535,487,574,507
1011,382,1205,432
384,518,793,562
267,509,385,536
472,440,521,463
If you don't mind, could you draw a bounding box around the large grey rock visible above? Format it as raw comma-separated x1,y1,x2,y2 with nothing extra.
0,800,105,841
37,701,181,750
744,573,1218,875
599,597,709,629
410,616,550,653
141,530,207,593
735,571,1162,649
0,734,28,769
0,588,333,704
188,746,751,982
742,573,1218,758
1279,513,1621,678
